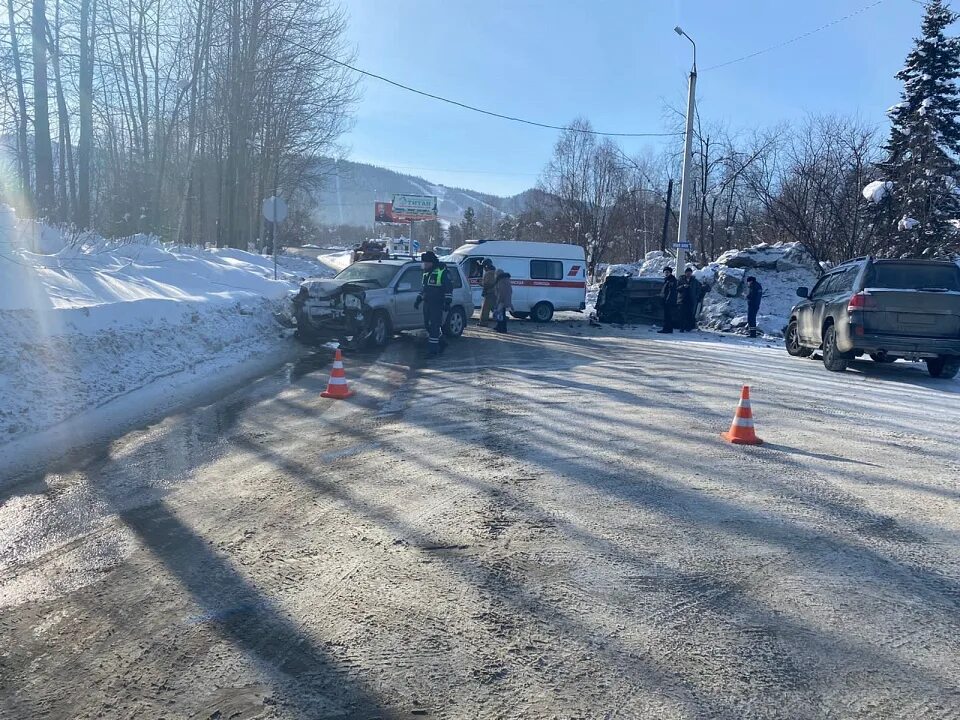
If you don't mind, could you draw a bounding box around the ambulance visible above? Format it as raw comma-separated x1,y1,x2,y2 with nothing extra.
447,240,587,322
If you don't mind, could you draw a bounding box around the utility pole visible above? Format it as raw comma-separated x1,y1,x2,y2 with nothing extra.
660,178,673,253
674,26,697,273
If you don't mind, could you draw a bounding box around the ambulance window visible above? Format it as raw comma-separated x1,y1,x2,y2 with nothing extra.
531,259,563,280
467,258,485,278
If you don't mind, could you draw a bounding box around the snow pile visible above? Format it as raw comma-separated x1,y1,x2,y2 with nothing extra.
601,251,694,280
695,242,819,337
318,249,354,272
0,205,332,445
863,180,894,204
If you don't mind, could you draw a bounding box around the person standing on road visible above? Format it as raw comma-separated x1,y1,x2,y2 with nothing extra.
658,267,678,334
493,269,513,333
746,275,763,338
414,251,453,355
479,259,497,327
677,267,700,332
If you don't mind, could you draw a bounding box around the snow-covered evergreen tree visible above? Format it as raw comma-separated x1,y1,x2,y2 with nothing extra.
874,0,960,257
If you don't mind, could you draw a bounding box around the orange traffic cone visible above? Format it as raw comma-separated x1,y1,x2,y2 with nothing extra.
722,385,763,445
321,349,354,399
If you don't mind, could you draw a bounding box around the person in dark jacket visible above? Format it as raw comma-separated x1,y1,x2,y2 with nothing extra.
414,251,453,355
677,267,701,332
658,267,678,334
479,259,497,327
745,276,763,338
493,270,513,333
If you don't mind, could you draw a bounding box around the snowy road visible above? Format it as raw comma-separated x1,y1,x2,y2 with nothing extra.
2,320,960,719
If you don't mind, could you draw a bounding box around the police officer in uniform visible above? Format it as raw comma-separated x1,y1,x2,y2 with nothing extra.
414,251,453,355
658,266,678,334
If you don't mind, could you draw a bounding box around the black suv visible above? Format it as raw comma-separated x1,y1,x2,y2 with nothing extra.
785,257,960,378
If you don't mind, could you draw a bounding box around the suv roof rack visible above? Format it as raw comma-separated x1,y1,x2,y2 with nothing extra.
834,256,872,268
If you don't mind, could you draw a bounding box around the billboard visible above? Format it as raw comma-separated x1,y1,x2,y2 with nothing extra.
392,193,438,222
375,201,394,223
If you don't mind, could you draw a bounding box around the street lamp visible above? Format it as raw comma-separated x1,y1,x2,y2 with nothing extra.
674,26,697,273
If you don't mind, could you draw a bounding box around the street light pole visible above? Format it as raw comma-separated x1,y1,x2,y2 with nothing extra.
674,26,697,274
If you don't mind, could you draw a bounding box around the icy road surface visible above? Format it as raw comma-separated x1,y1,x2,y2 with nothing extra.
2,320,959,719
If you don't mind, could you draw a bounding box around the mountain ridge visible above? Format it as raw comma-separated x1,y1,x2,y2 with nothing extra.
314,159,538,227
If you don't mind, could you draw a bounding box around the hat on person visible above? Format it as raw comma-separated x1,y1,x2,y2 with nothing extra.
421,251,439,264
482,258,494,268
684,267,694,274
663,266,673,273
746,275,756,282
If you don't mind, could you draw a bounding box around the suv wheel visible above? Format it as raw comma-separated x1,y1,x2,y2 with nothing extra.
367,311,391,349
531,302,554,323
443,307,466,338
822,324,848,372
785,319,812,357
926,355,960,379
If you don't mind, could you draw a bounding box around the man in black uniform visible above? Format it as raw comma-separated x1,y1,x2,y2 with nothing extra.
677,267,701,332
658,266,678,334
746,275,763,338
414,251,453,355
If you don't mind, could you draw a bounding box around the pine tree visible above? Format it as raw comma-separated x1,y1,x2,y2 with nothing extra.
877,0,960,257
461,206,477,240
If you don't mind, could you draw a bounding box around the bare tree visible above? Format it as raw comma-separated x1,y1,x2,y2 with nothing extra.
32,0,55,214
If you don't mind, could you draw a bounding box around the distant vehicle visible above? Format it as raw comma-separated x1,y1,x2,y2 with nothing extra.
351,239,389,263
302,243,321,249
449,240,587,322
433,246,452,256
291,258,474,349
786,257,960,378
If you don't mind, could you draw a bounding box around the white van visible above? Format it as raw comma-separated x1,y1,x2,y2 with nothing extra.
449,240,587,322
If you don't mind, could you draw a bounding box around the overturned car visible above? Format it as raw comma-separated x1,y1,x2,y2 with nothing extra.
291,259,475,349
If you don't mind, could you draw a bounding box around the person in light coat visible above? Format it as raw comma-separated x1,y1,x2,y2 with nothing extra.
479,259,497,327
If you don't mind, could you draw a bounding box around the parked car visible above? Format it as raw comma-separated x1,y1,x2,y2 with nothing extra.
291,258,474,348
448,240,587,322
785,257,960,377
433,246,452,256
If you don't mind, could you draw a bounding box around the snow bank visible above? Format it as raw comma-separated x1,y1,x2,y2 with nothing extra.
318,249,354,273
0,205,333,446
696,242,819,337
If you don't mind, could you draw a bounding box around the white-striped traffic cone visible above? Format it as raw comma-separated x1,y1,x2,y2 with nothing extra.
321,349,353,399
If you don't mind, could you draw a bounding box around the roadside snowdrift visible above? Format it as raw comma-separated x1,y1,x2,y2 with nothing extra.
0,205,331,445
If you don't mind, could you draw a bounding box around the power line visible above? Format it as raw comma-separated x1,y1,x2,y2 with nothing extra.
702,0,886,72
311,49,681,139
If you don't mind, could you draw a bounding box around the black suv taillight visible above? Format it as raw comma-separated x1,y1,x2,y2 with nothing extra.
847,291,875,312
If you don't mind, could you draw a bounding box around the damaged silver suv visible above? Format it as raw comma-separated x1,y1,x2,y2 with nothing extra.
291,258,474,349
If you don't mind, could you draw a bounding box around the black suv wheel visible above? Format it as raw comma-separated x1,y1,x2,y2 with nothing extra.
926,355,960,379
822,324,849,372
785,319,812,357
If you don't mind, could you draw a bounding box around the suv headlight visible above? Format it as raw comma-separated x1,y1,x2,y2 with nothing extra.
343,294,362,309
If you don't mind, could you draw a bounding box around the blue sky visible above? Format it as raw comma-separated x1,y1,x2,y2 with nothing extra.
343,0,924,197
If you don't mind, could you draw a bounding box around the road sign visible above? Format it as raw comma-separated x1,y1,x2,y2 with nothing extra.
262,196,288,223
412,239,420,253
392,193,438,221
673,242,692,250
